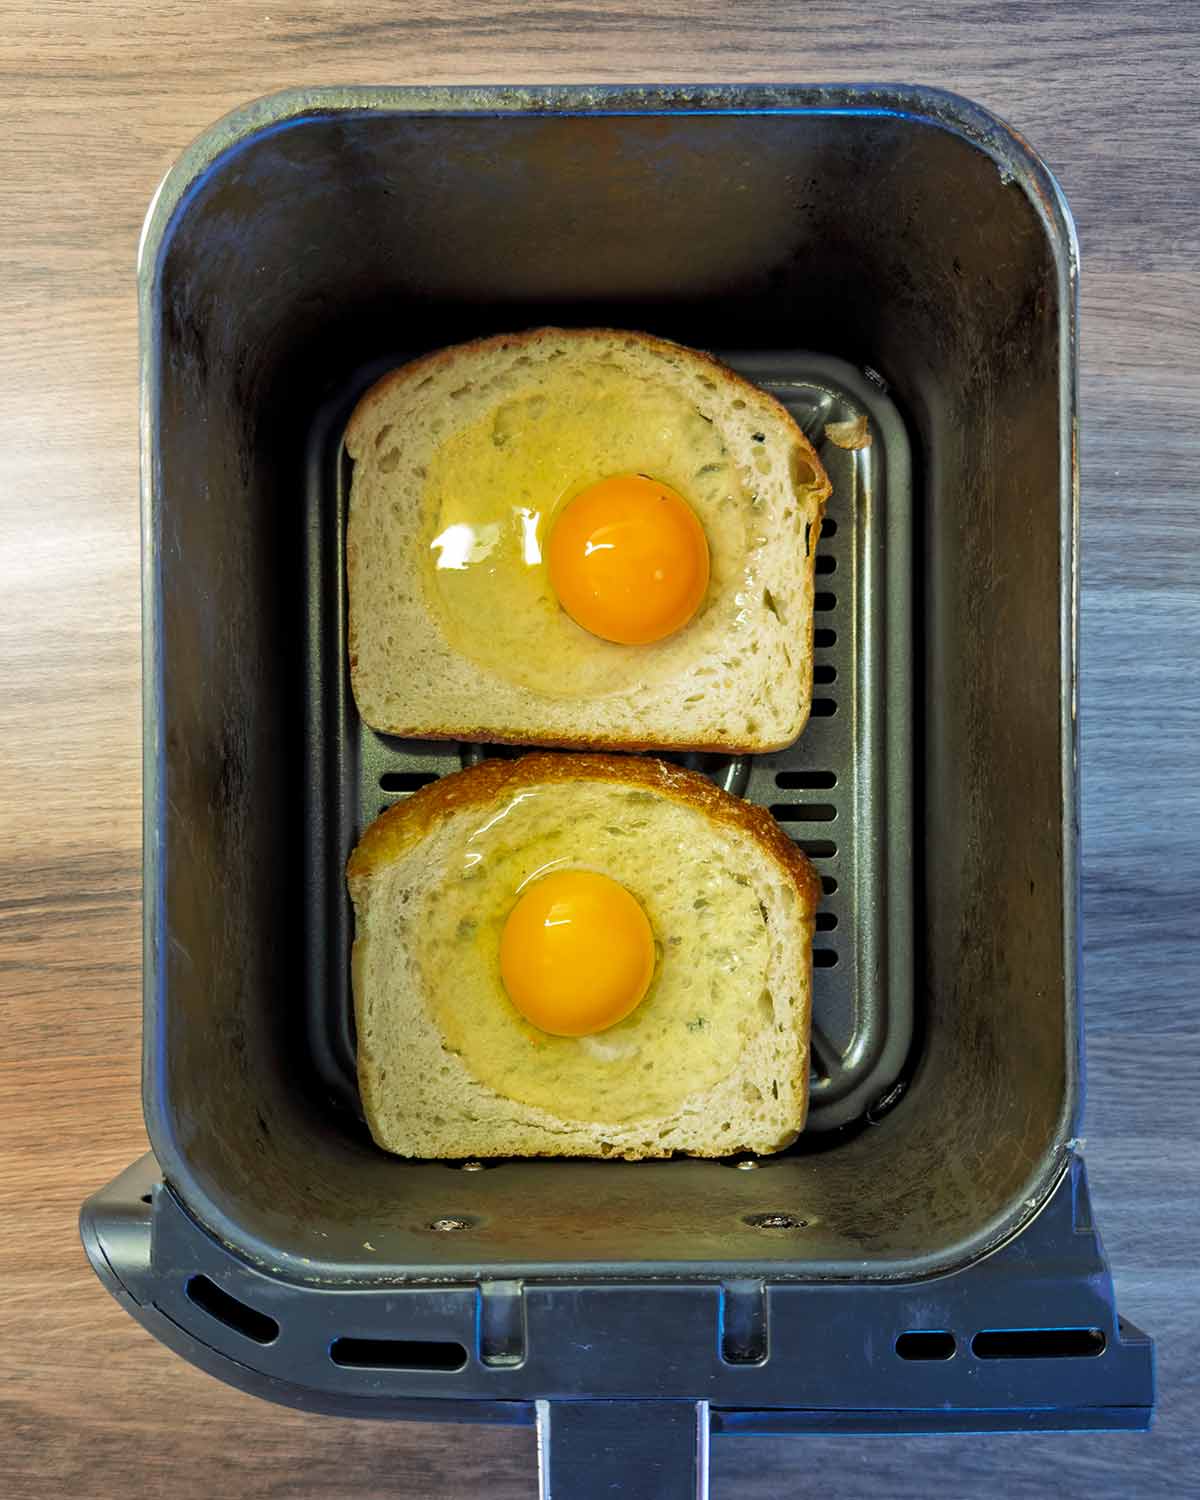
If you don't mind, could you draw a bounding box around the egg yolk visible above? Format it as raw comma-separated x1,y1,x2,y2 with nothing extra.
498,870,655,1037
546,474,710,645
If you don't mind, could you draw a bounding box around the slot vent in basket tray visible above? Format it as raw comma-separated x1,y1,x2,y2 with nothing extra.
308,353,912,1137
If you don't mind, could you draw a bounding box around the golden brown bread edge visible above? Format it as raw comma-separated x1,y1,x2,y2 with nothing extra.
344,328,832,756
348,753,821,1154
345,325,831,492
348,751,822,913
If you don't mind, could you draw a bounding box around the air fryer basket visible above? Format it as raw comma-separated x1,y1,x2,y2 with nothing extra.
82,86,1153,1487
307,349,912,1136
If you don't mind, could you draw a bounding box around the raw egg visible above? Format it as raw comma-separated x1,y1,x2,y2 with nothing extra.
499,868,655,1037
547,474,710,645
420,363,747,699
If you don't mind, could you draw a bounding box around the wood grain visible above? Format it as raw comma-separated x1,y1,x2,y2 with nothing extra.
1,3,1197,1496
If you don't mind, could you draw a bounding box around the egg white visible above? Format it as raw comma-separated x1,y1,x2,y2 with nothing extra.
420,362,761,699
403,779,774,1124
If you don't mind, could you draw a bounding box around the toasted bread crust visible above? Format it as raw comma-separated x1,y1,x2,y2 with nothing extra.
348,752,821,915
345,326,830,502
343,722,804,755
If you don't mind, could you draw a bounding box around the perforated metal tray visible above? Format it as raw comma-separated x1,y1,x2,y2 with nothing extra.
303,351,912,1135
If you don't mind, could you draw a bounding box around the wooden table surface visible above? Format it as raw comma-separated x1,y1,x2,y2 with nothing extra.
2,3,1197,1497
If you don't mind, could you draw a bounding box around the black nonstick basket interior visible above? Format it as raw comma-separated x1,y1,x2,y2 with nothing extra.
140,87,1079,1283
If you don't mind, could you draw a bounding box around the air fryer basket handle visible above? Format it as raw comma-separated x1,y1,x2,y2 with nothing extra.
537,1399,709,1499
81,1152,1154,1464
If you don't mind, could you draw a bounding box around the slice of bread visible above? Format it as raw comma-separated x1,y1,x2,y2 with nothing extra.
348,754,820,1160
345,328,830,753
